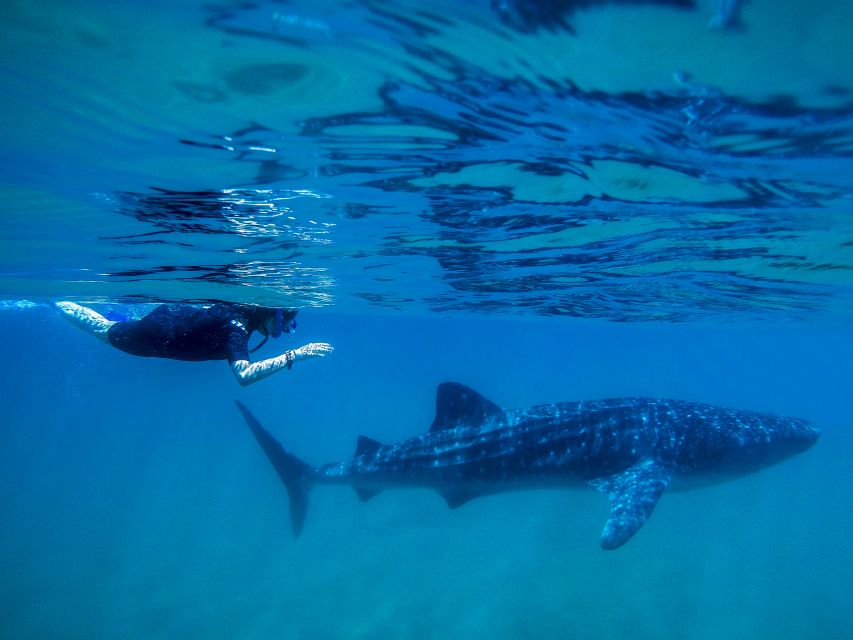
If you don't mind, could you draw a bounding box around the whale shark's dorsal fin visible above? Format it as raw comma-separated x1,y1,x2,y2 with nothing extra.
586,459,672,550
355,435,383,457
430,382,506,432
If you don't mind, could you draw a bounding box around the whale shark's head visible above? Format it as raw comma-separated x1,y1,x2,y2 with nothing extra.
722,415,819,474
773,419,820,457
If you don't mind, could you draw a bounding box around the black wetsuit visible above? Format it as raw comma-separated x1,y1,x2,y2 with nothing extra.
107,304,251,363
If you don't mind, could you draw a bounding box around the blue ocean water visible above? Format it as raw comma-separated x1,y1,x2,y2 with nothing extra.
1,0,852,638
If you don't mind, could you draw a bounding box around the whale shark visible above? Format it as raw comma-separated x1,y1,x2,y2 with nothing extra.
237,382,818,549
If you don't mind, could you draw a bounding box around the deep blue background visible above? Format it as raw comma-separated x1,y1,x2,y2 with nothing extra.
1,306,851,638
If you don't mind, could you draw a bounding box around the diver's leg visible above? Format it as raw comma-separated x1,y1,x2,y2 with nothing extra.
54,301,116,343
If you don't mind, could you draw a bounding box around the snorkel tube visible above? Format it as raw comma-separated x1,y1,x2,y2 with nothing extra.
272,308,284,339
249,334,269,354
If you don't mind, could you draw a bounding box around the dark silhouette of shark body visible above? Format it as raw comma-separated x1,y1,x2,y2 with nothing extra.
237,382,818,549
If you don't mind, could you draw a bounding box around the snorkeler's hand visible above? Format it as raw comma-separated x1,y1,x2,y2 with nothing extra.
290,342,334,362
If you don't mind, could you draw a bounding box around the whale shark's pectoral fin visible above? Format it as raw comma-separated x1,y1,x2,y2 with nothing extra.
586,459,672,550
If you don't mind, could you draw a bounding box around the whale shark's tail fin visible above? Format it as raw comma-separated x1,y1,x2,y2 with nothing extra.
235,400,313,538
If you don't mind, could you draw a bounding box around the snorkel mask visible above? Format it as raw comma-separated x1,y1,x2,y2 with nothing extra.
249,307,297,353
272,307,297,337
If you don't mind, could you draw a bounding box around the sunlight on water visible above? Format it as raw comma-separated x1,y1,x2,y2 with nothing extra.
0,0,851,317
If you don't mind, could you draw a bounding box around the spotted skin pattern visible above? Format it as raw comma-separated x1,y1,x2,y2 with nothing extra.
238,382,819,549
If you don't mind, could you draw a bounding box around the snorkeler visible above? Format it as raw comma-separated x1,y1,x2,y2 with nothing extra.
54,301,333,387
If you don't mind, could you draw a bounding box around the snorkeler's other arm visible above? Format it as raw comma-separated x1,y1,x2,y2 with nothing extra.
54,301,116,343
230,342,334,387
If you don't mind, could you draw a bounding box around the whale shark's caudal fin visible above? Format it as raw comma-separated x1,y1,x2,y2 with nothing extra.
235,400,313,538
586,458,672,550
431,382,506,431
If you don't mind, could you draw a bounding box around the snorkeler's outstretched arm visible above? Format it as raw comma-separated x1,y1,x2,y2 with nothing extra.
230,342,334,387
